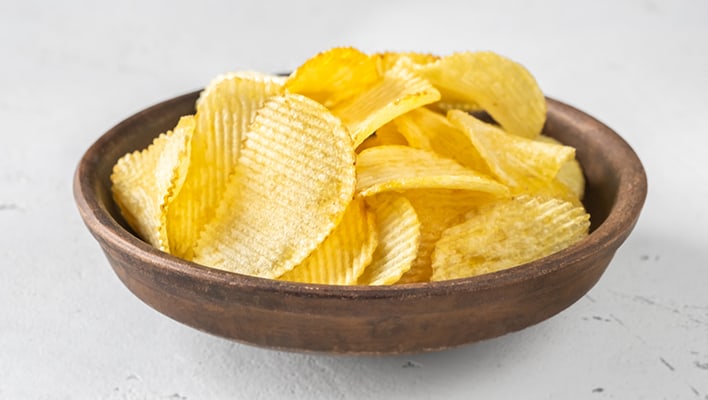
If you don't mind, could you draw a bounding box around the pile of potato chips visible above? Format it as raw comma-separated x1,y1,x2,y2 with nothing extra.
111,47,590,285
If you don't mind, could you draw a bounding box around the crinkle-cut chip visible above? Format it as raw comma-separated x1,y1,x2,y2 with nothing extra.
193,94,356,279
355,121,408,153
510,175,584,207
374,51,440,74
358,193,420,285
331,58,441,147
284,47,380,108
394,107,489,174
535,135,586,199
431,195,590,281
448,110,575,188
111,115,194,252
167,74,284,260
356,145,509,198
397,189,496,284
279,197,377,285
420,51,546,138
197,71,286,107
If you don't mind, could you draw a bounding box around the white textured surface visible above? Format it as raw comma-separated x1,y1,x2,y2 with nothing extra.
2,0,707,398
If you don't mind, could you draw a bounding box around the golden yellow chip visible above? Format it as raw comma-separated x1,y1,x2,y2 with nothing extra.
111,47,591,285
394,107,489,174
279,197,377,285
285,47,380,108
358,193,420,285
448,110,575,188
166,74,284,259
331,57,441,147
536,135,586,199
193,93,356,279
374,51,439,74
111,115,194,251
421,51,546,138
356,145,509,198
431,195,590,281
355,121,408,153
198,71,286,107
397,189,496,283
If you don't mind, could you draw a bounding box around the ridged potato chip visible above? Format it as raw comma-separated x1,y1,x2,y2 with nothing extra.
167,74,284,259
198,71,286,107
285,47,380,108
112,47,591,285
421,51,546,138
193,93,356,279
536,135,586,199
394,107,489,174
431,195,590,281
356,145,508,197
331,58,441,147
374,51,439,74
397,189,496,283
358,193,420,285
448,110,575,189
111,115,194,251
279,197,377,285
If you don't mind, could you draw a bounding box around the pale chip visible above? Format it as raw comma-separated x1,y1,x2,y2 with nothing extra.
197,71,286,107
536,135,586,199
111,115,194,251
279,197,377,285
358,193,420,285
355,145,508,198
193,93,356,279
448,110,575,188
421,51,546,138
397,189,495,283
431,195,590,281
394,107,489,174
166,74,284,259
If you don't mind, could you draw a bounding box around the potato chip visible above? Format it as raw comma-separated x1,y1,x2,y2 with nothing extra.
397,189,495,283
374,51,439,74
193,93,356,279
356,145,508,198
166,74,284,259
284,47,380,108
431,195,590,281
394,107,489,174
355,121,408,153
331,58,441,147
421,51,546,138
279,197,377,285
111,115,194,251
358,193,420,285
198,71,286,107
448,110,575,189
536,135,586,199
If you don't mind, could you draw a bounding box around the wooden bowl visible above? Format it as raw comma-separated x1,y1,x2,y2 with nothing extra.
73,92,647,355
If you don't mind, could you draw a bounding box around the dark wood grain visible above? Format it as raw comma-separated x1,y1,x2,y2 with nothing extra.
73,93,647,354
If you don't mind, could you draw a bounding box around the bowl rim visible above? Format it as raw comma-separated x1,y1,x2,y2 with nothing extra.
73,92,648,300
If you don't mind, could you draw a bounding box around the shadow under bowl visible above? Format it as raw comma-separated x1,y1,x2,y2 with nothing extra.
74,92,647,355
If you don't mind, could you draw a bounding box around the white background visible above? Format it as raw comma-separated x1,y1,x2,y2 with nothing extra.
2,0,707,398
